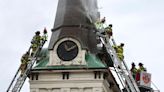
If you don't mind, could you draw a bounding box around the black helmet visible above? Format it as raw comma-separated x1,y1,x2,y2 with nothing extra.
139,62,143,66
109,24,112,27
101,17,106,23
43,28,47,33
120,43,124,47
35,31,40,35
26,51,29,55
132,62,135,66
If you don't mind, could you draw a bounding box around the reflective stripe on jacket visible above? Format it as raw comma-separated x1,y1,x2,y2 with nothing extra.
113,46,123,54
95,21,105,30
42,34,48,41
31,35,41,45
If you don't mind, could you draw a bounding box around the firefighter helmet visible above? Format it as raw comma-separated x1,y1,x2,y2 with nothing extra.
132,62,135,66
139,62,143,66
120,43,124,47
109,24,112,27
35,31,40,35
43,28,47,34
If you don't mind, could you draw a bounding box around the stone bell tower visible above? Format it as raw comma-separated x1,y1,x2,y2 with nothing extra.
29,0,121,92
48,0,100,66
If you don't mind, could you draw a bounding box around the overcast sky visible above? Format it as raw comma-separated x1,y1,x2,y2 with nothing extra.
0,0,163,92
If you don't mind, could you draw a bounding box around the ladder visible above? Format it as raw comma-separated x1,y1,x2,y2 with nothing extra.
97,33,140,92
6,40,46,92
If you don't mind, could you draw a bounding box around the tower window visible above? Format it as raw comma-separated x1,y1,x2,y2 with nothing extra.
62,72,69,80
94,71,101,79
103,73,108,79
36,74,39,80
31,74,34,80
31,73,39,80
94,71,97,79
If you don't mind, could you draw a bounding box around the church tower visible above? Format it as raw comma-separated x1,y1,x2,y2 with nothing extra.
29,0,120,92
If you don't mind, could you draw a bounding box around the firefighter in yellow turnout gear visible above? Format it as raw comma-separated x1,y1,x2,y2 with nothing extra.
31,31,41,56
130,62,138,79
94,17,106,32
41,28,48,44
105,24,113,39
137,63,146,72
136,62,147,83
113,43,124,61
20,52,30,77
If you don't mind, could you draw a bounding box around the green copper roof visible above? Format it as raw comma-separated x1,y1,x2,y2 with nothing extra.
33,48,107,70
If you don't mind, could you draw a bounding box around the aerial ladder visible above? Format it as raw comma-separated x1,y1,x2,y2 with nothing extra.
6,40,46,92
97,32,140,92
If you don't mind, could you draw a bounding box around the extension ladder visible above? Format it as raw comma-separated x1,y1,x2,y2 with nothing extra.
6,40,46,92
97,32,140,92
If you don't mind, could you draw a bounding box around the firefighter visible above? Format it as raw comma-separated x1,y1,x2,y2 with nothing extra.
94,19,101,29
113,43,124,61
130,62,137,79
95,17,106,33
31,31,41,56
136,62,147,83
41,28,48,44
95,17,108,45
20,52,30,77
137,63,146,72
105,24,113,39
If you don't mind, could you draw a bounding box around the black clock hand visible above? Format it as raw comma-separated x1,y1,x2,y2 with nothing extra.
64,44,69,51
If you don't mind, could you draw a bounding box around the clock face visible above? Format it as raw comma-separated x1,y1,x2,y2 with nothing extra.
57,40,78,61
